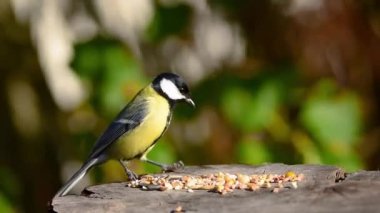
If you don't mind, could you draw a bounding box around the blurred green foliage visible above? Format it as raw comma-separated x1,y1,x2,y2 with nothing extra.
0,193,13,213
221,79,282,131
301,80,363,170
235,136,271,164
0,168,18,213
2,0,380,212
144,139,177,173
72,39,146,117
146,3,191,42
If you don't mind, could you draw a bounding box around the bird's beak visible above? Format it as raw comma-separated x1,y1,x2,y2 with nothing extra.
185,97,195,108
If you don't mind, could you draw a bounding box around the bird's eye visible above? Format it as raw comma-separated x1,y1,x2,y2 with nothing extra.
179,86,188,93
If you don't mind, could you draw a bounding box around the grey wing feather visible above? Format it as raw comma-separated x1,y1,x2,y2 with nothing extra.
55,95,148,197
86,97,148,161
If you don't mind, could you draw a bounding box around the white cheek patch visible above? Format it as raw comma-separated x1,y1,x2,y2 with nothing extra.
160,78,185,100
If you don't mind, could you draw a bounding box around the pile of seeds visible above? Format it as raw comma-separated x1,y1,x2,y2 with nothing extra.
127,171,304,194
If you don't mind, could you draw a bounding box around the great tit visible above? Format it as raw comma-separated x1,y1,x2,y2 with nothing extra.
55,72,194,197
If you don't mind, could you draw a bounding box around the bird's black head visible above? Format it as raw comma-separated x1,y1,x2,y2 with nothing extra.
152,72,195,107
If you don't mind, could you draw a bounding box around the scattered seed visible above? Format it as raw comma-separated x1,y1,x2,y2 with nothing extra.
285,171,297,179
172,205,184,213
291,181,298,189
127,171,304,195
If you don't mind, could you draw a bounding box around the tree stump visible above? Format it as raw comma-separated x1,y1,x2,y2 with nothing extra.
50,164,380,213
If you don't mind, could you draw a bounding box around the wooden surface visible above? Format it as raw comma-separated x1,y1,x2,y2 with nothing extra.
50,164,380,213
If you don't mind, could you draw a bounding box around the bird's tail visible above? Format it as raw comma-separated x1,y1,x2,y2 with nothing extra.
55,158,99,197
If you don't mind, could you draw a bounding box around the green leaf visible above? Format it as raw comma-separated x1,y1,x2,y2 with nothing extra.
251,81,281,129
221,87,254,131
301,80,362,145
235,136,271,164
221,80,281,132
300,79,363,170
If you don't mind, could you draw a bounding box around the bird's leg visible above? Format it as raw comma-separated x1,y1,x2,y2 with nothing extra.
119,159,138,181
141,157,184,172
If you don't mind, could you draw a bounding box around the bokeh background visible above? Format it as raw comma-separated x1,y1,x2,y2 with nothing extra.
1,0,380,212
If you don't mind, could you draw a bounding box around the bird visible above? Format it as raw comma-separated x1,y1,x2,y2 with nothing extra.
55,72,195,197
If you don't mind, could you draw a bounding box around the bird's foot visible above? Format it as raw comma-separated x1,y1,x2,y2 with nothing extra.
126,170,139,181
119,159,139,181
161,160,185,172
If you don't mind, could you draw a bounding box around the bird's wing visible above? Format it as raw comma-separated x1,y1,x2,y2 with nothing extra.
86,97,148,161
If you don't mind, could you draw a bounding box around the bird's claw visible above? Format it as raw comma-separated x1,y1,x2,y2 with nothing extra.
127,170,139,181
162,160,184,172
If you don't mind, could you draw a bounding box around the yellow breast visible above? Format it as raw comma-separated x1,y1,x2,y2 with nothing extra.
110,86,170,160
